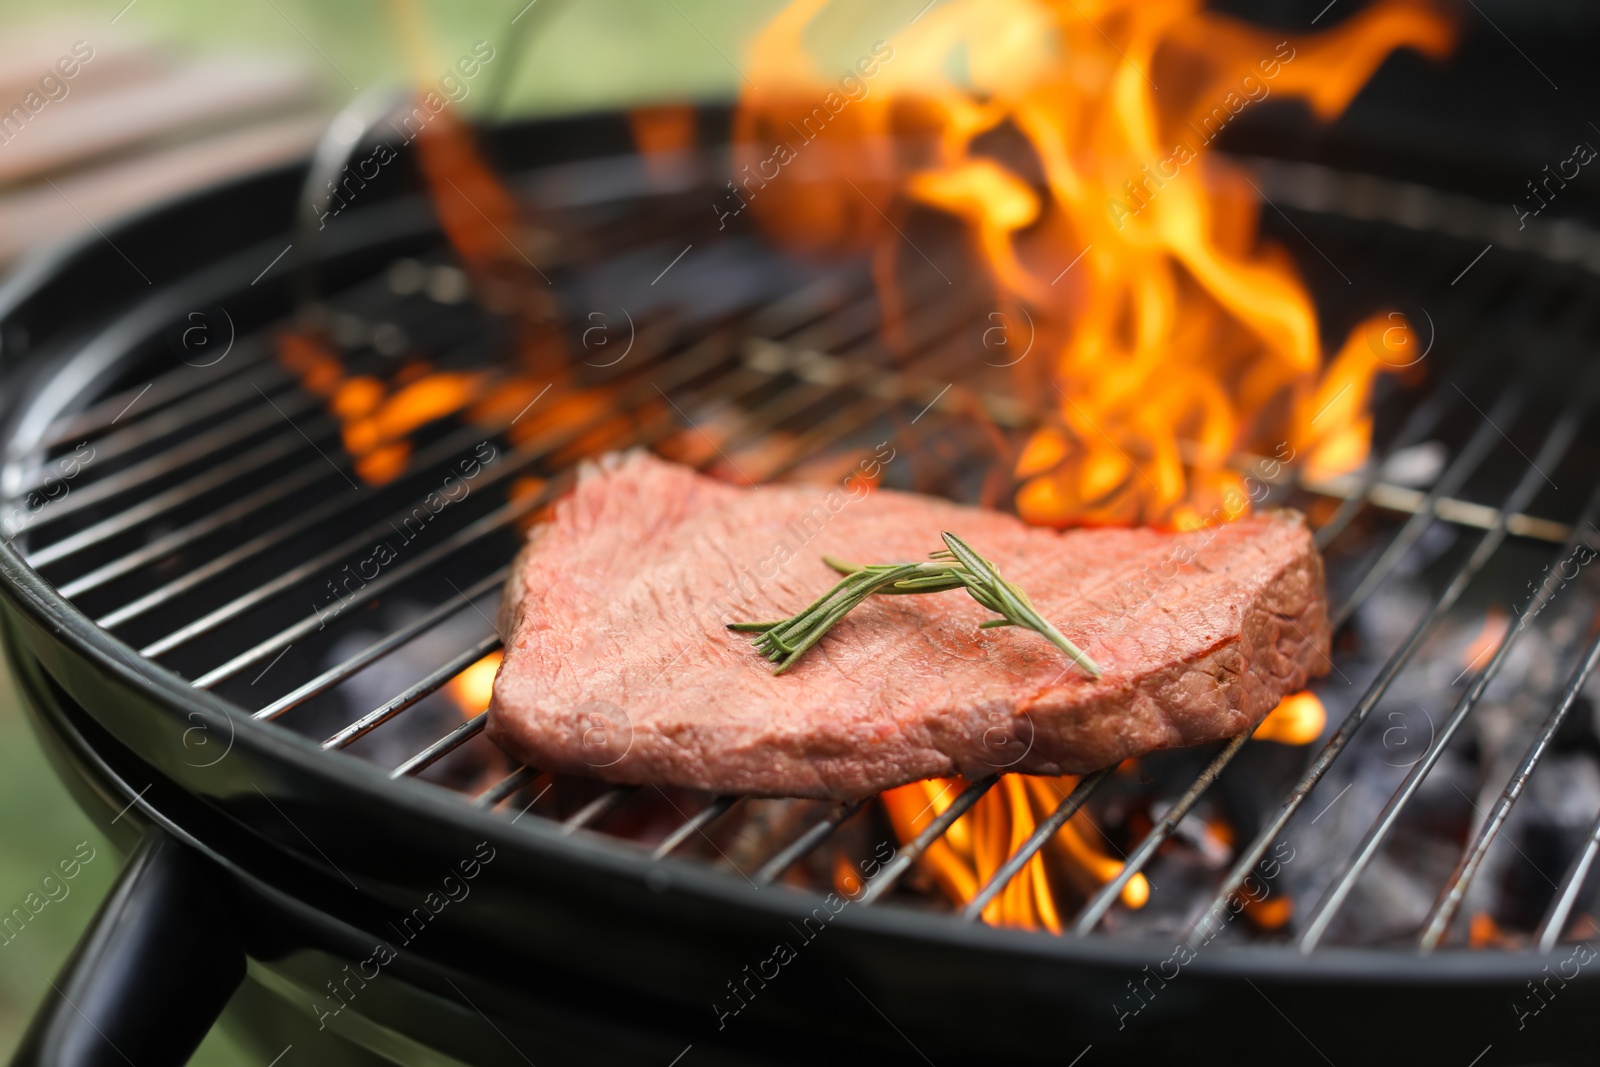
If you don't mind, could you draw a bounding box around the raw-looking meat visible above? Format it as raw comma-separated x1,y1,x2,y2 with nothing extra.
488,451,1329,799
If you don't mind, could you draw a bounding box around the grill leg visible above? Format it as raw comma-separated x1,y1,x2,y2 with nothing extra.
9,828,244,1067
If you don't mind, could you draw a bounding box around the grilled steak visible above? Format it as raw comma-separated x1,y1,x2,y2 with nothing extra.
487,451,1329,798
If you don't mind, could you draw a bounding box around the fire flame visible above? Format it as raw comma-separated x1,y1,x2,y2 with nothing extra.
738,0,1439,924
447,649,504,713
277,1,582,487
1252,690,1326,745
735,0,1454,525
1460,606,1509,674
882,775,1148,931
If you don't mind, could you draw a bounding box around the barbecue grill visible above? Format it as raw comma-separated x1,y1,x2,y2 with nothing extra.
3,95,1600,1067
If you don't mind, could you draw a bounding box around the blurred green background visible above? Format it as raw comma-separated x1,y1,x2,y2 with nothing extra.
0,0,790,116
0,0,802,1061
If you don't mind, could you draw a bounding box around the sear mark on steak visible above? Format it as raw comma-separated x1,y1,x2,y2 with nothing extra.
487,451,1330,799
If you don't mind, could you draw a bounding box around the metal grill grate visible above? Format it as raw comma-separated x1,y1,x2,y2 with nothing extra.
10,160,1600,953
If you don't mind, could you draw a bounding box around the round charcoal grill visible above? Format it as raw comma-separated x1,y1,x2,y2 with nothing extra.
3,106,1600,1067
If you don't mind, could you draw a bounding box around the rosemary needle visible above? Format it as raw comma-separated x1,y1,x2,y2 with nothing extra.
728,531,1102,679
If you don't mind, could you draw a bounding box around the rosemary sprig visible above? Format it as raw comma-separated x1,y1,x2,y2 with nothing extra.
728,531,1102,679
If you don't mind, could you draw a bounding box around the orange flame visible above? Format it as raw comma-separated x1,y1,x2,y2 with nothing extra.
1244,894,1293,930
1461,606,1509,673
276,2,580,486
1469,911,1512,949
736,0,1455,526
447,649,503,714
276,329,495,486
630,104,699,186
390,0,528,279
740,0,1450,924
1252,691,1326,745
881,776,1147,931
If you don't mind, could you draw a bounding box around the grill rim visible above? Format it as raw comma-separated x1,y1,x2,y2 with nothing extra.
0,106,1592,991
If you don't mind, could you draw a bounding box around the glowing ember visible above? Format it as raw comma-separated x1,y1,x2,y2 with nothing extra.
276,328,495,486
736,0,1455,526
1244,894,1293,931
1252,691,1326,745
447,649,503,714
1460,606,1509,674
630,103,699,184
1469,911,1511,950
881,775,1147,931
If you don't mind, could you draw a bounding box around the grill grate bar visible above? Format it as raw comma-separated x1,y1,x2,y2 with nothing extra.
390,711,485,778
1188,354,1590,945
474,765,540,809
19,386,321,531
652,796,739,860
132,419,528,659
122,277,851,645
960,767,1113,922
1300,239,1532,547
1422,596,1600,950
1299,475,1571,545
1075,732,1251,934
94,422,512,627
38,341,275,451
1311,349,1494,552
322,634,503,750
562,786,635,834
81,300,761,627
33,330,528,572
717,293,985,454
257,568,506,721
858,776,997,905
1296,368,1599,952
754,799,870,886
184,492,536,689
144,424,552,662
59,449,347,597
29,423,336,569
750,343,989,486
24,351,286,492
1329,382,1529,631
1537,784,1600,950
